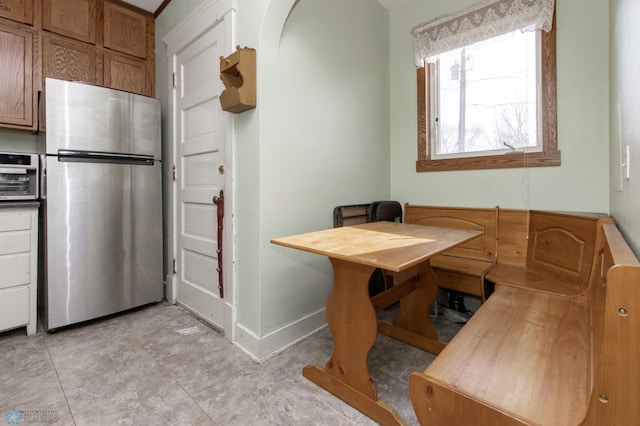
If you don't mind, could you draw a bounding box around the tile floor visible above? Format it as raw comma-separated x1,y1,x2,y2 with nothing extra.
0,302,464,425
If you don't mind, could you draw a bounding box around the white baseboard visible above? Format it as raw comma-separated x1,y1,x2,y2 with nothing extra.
234,308,327,362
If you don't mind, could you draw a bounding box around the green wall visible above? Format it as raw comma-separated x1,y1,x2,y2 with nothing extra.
0,132,38,153
388,0,610,213
245,0,390,336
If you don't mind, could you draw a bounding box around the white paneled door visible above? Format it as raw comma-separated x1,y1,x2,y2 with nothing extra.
171,10,233,335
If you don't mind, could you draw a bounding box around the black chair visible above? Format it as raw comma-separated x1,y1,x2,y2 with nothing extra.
367,201,403,295
333,204,370,228
367,200,402,223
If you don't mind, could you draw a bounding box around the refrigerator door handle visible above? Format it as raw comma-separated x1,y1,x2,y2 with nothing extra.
40,155,46,200
58,150,155,166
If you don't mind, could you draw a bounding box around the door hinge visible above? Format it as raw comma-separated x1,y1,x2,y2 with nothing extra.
173,258,177,274
172,163,176,181
172,72,177,88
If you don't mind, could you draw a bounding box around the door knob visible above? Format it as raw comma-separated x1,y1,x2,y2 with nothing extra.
218,165,225,174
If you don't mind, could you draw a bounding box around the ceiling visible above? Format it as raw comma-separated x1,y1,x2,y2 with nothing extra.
121,0,163,14
121,0,412,15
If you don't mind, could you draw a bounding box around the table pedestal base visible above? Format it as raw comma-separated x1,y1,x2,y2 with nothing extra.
378,321,447,354
304,258,444,425
303,365,407,426
378,261,447,354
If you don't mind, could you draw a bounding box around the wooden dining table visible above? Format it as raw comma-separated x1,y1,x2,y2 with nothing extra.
271,221,483,425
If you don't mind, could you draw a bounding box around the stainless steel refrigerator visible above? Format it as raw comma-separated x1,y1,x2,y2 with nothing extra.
39,78,163,331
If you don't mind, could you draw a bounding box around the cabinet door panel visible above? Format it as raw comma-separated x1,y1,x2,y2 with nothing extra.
103,1,146,59
0,286,29,332
0,253,30,289
42,34,100,85
0,230,30,255
0,0,33,24
42,0,96,44
0,212,31,232
104,51,147,96
0,23,33,127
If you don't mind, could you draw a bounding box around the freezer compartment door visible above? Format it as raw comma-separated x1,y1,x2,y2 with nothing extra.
43,78,160,159
44,157,162,330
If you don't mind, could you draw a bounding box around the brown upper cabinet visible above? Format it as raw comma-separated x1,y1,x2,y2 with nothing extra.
0,0,154,131
104,1,147,59
42,0,97,44
0,20,34,129
42,33,100,85
0,0,34,24
104,51,147,95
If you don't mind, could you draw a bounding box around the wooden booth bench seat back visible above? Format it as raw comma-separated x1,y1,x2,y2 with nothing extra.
404,205,498,300
526,211,608,289
409,221,640,426
487,210,612,297
404,205,497,262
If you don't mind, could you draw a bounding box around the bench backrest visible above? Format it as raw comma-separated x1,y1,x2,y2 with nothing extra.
404,205,497,262
405,205,608,293
581,222,640,425
496,209,607,292
495,208,529,266
527,211,606,291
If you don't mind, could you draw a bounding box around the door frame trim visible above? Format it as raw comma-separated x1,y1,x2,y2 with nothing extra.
164,0,236,342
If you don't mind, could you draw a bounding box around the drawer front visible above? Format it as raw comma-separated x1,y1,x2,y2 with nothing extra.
0,230,31,255
0,286,29,332
0,253,30,289
0,213,32,232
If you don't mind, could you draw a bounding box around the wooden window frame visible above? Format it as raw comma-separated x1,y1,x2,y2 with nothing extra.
416,14,559,172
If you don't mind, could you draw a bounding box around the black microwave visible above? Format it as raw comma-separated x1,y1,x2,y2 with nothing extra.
0,152,39,201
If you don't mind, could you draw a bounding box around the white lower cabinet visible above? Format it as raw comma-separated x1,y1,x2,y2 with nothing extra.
0,207,38,335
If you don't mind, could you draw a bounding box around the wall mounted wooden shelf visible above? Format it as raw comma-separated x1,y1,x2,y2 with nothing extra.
219,46,256,113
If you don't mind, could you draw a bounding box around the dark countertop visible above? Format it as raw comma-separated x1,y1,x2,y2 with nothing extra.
0,201,40,209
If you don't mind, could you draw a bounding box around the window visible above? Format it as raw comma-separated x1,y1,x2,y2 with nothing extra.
413,0,559,172
431,30,539,157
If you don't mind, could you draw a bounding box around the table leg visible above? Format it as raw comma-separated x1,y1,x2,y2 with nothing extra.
378,260,447,354
302,258,407,425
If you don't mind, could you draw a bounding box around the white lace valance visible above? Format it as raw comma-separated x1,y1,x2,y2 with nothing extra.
412,0,555,67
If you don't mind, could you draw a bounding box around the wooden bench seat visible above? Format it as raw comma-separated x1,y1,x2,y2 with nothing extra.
409,221,640,425
411,285,590,425
429,255,492,276
485,263,586,296
429,256,494,297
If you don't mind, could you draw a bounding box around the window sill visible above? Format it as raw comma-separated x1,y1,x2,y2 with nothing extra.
416,150,561,172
